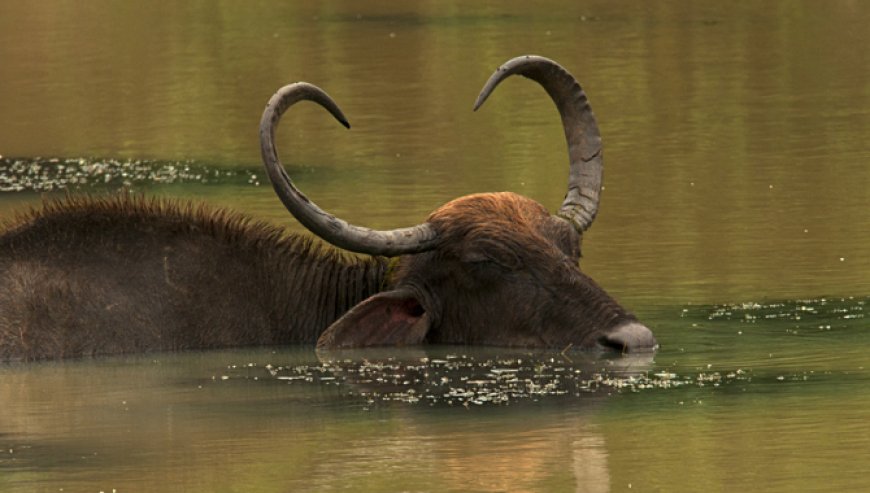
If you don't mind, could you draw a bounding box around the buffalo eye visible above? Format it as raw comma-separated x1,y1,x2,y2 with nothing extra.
459,245,522,272
460,250,491,265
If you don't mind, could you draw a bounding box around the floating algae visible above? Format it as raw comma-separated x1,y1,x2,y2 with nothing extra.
0,156,261,192
218,349,758,408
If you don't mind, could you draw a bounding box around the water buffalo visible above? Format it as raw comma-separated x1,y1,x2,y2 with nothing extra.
0,55,656,361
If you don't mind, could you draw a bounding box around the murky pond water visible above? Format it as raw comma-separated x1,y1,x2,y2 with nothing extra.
1,0,869,491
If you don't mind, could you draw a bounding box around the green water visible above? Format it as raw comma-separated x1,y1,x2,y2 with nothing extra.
1,1,869,491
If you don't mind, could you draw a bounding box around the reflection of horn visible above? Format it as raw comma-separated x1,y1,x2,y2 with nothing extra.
474,55,604,233
573,434,611,493
260,82,440,256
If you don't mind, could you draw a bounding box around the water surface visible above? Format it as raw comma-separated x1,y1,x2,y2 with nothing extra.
1,1,869,491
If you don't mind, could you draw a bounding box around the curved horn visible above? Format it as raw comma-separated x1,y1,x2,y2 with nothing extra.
474,55,603,233
259,82,439,256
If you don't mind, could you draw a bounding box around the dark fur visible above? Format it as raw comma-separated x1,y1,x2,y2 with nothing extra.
0,192,646,360
0,195,386,360
394,192,635,347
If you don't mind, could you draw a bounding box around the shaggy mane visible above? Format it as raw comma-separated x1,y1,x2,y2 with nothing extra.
1,194,389,350
2,193,364,267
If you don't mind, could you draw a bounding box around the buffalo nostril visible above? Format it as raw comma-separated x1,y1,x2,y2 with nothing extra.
599,322,658,353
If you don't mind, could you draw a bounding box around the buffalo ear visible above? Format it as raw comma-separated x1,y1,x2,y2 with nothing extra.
316,290,430,349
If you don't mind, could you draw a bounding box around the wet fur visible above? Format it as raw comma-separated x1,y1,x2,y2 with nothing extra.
0,195,386,360
392,192,634,347
0,192,641,359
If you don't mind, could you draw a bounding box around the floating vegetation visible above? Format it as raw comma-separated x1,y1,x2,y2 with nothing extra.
217,351,757,408
0,156,261,192
207,299,870,410
696,296,866,333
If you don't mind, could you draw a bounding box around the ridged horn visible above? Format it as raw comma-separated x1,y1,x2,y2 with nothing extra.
474,55,603,233
259,82,439,256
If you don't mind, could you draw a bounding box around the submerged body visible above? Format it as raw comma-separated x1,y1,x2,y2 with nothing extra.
0,196,384,359
0,192,651,360
0,55,657,360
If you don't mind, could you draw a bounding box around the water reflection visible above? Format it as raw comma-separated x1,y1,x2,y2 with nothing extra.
348,351,623,493
0,297,869,492
0,348,636,492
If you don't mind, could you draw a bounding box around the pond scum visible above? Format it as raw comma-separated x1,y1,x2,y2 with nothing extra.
0,156,261,191
701,296,865,330
216,353,754,408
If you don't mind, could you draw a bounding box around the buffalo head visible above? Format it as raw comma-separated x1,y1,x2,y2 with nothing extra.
260,55,657,353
